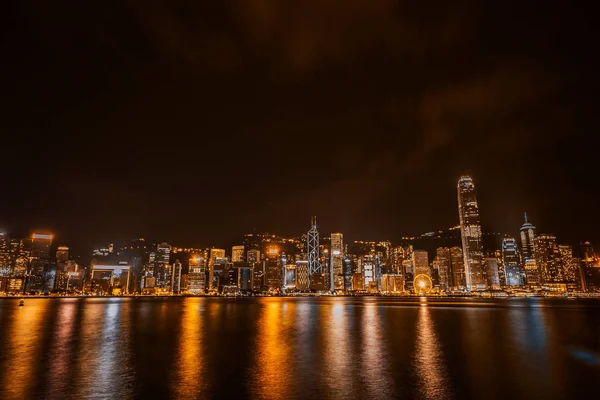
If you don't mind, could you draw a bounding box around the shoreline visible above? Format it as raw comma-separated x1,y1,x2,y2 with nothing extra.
2,293,600,300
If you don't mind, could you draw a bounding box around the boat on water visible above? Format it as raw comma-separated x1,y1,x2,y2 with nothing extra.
18,299,25,306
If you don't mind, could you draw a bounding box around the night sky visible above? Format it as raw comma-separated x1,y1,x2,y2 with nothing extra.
2,1,598,254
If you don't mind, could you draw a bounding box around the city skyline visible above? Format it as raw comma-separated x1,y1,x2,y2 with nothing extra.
2,175,599,296
0,176,596,260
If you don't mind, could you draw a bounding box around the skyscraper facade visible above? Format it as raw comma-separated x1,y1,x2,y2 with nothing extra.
457,176,486,289
330,233,344,291
535,234,561,283
502,236,522,286
232,245,244,262
520,213,536,261
307,217,321,288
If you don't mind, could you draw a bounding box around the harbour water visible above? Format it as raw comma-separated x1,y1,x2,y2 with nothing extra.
0,297,599,399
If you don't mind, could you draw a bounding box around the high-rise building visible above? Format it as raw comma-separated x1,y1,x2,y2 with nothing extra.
31,233,53,259
412,250,430,277
558,245,579,284
56,246,69,262
307,216,321,289
247,249,260,264
156,242,171,286
362,255,375,289
188,256,207,294
330,233,344,291
296,259,309,291
208,248,226,292
450,246,465,289
232,245,245,262
484,258,501,288
457,176,486,289
502,236,521,286
170,259,182,293
520,213,536,261
435,248,450,291
534,234,562,283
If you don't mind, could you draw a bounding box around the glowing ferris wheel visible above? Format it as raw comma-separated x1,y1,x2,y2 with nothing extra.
414,274,433,294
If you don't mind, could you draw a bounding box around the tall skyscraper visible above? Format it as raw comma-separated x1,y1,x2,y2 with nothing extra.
247,249,260,264
450,246,465,289
56,246,69,262
208,248,226,291
457,176,486,289
307,216,321,288
412,250,430,277
502,236,522,286
435,248,450,291
520,213,536,261
534,234,561,283
232,245,245,262
188,256,207,294
330,233,344,291
156,243,171,286
170,259,182,293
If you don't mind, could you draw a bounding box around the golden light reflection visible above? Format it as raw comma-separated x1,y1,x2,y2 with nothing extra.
323,301,352,393
173,298,206,398
46,300,77,398
361,302,394,396
74,300,116,398
2,299,50,400
415,305,450,397
253,299,294,400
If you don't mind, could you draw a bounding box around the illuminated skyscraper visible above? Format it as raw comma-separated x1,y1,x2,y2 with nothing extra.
188,256,207,294
520,213,536,261
534,234,561,283
232,245,245,262
412,250,430,277
457,176,486,289
435,248,450,291
330,233,344,291
307,216,321,288
450,246,465,289
170,259,182,293
502,236,522,286
156,242,171,286
208,248,226,291
56,246,69,262
247,249,260,264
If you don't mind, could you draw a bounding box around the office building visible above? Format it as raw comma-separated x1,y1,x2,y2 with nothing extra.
520,213,536,261
330,233,344,291
502,236,522,286
232,245,245,262
247,249,260,264
188,256,207,294
457,176,486,289
56,246,69,262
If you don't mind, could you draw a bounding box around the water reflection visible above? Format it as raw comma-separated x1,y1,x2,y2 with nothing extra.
172,298,206,398
361,302,394,397
1,300,50,400
46,299,77,398
415,304,452,399
75,299,134,399
323,301,353,398
252,300,294,400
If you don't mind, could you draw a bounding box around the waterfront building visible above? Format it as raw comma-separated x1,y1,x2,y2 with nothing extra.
307,217,321,288
188,256,207,294
247,249,260,264
457,176,486,289
520,213,536,261
232,245,244,262
502,236,522,286
330,233,344,291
